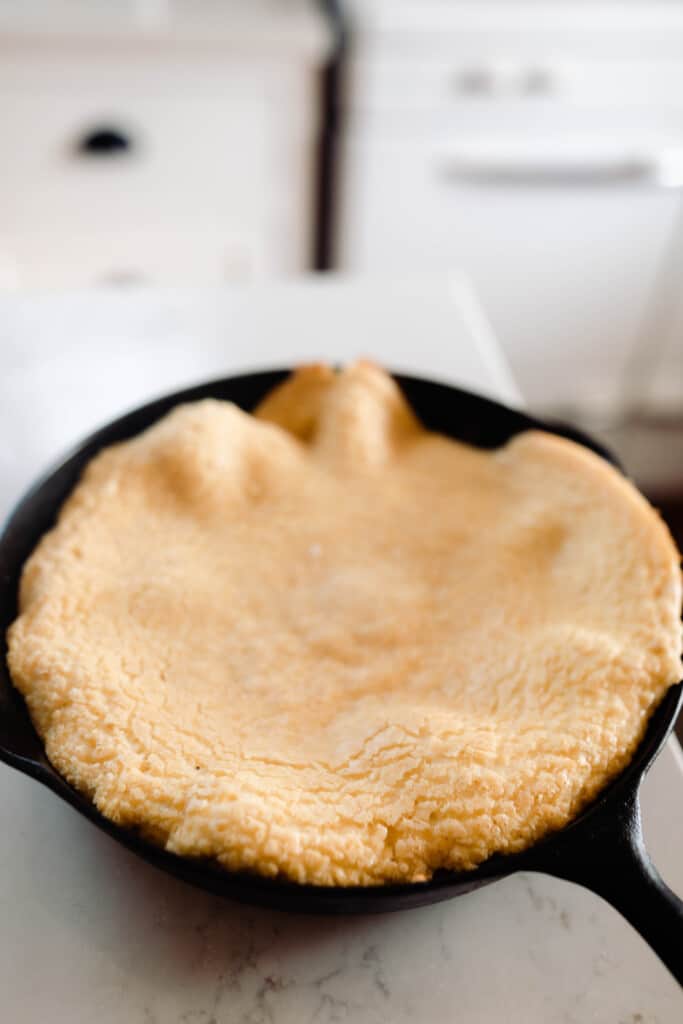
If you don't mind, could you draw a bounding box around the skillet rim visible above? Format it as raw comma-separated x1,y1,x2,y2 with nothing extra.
0,367,680,910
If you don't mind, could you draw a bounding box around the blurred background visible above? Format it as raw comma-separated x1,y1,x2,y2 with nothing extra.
1,1,683,549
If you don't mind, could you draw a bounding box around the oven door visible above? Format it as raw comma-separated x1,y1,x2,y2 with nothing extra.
338,133,683,413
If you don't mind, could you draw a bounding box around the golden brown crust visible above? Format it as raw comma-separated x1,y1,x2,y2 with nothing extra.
255,363,335,441
7,363,682,885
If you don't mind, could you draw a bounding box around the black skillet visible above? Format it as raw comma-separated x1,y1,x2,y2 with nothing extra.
0,370,681,984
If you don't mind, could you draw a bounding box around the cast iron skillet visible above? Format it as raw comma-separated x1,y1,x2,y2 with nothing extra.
0,370,681,983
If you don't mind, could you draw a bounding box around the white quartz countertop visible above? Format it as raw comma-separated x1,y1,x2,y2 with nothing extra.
0,279,681,1022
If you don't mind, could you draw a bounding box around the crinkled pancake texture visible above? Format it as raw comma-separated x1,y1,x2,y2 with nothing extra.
7,364,682,885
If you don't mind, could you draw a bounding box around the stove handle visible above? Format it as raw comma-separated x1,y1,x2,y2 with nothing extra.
439,152,683,188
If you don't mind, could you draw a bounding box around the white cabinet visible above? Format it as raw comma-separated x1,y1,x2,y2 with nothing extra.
337,1,683,414
0,1,331,289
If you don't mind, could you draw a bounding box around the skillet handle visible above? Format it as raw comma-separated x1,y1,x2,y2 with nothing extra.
532,791,683,986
